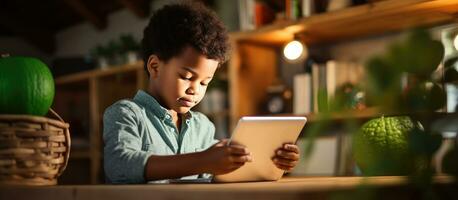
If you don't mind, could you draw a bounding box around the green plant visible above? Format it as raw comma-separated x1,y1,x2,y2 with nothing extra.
119,34,140,53
303,28,455,200
354,29,449,198
106,40,122,56
331,82,366,111
365,30,446,112
90,44,111,58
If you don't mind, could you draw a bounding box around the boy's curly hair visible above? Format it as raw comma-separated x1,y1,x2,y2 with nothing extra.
142,1,229,76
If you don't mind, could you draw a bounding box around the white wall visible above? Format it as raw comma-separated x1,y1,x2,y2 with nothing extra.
55,0,172,57
54,0,236,57
55,9,147,57
329,33,403,63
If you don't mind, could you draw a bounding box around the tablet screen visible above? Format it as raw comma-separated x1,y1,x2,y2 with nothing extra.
214,116,307,182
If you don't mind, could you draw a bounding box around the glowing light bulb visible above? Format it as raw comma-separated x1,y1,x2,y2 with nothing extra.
283,40,304,60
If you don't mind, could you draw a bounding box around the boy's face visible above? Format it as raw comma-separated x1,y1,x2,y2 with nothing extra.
147,46,219,114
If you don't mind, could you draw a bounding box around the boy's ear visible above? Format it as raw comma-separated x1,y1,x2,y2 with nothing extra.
147,55,160,78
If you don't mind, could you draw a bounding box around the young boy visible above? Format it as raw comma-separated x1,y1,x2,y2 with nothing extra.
103,1,300,184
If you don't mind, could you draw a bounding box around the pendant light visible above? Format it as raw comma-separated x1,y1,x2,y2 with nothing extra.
283,36,307,61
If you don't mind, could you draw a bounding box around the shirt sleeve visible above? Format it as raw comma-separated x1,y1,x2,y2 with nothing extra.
199,115,218,179
103,102,152,184
201,115,219,150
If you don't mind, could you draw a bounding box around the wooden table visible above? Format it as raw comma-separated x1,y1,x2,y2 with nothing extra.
1,176,456,200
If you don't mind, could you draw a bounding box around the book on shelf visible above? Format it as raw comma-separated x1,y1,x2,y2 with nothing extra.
312,62,328,113
239,0,277,30
293,73,312,114
254,1,275,27
327,0,352,12
238,0,255,31
285,0,302,20
301,0,315,17
302,60,365,114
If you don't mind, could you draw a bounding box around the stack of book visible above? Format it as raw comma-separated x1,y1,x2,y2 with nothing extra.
293,60,365,114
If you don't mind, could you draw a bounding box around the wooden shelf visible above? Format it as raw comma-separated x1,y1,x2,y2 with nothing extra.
230,0,458,46
228,0,458,130
273,108,458,123
55,61,143,85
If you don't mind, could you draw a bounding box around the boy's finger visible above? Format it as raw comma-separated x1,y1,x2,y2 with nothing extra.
214,139,229,147
276,150,299,161
229,145,249,154
230,155,252,163
272,157,297,167
229,140,246,146
283,144,300,154
275,163,294,171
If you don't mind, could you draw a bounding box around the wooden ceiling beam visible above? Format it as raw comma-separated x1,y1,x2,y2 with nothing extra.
0,12,55,54
119,0,149,18
63,0,107,29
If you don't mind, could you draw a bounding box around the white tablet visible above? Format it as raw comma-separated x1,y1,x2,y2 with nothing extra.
213,116,307,183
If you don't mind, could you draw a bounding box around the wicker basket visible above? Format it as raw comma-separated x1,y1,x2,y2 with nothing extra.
0,109,70,186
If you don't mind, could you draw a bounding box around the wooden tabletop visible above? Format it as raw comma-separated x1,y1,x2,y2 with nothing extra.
0,176,456,200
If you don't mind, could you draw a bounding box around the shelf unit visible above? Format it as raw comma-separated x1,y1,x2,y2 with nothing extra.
227,0,458,129
54,61,146,184
230,0,458,45
227,0,458,177
273,107,458,124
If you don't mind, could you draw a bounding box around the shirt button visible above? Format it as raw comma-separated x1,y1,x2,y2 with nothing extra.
185,120,190,125
170,128,175,132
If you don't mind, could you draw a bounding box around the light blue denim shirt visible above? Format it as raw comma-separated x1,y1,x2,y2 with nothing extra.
103,90,218,184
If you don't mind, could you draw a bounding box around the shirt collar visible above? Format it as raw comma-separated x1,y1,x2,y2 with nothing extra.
133,90,193,121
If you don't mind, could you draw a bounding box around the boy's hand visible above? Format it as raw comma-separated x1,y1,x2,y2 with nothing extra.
203,139,252,175
272,143,300,172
